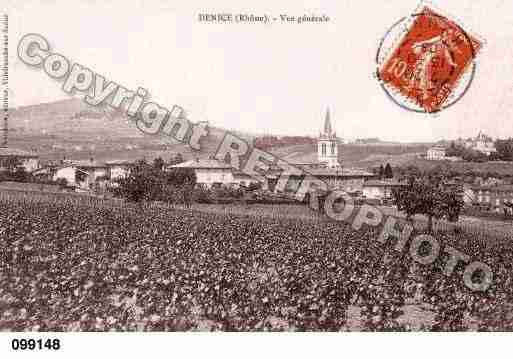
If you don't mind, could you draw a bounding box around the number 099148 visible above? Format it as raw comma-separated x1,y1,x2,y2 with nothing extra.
11,338,61,350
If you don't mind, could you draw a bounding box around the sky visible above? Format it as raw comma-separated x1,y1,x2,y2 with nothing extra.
5,0,513,142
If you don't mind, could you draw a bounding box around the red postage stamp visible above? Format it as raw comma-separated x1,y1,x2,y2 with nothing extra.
377,6,482,113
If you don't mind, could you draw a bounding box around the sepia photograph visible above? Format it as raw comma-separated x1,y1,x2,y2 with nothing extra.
1,0,513,357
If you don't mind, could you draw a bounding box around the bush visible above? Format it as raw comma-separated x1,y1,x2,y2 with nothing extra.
113,160,196,203
192,184,214,203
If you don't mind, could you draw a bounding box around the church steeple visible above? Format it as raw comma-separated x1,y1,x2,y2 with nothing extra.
324,108,332,135
318,107,340,168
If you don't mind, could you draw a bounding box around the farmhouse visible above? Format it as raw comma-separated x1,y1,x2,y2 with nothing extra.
0,147,40,172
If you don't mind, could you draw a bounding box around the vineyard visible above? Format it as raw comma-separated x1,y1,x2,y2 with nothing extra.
1,190,513,331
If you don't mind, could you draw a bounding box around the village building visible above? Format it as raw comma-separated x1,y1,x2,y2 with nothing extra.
105,160,132,181
362,179,405,201
0,147,40,172
37,159,132,190
426,146,446,160
463,131,497,156
469,184,513,211
172,109,375,191
278,109,375,193
172,159,253,188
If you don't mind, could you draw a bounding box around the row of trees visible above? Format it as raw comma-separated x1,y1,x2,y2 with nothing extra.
376,163,394,179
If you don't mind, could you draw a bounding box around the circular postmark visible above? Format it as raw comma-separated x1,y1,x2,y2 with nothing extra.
376,7,481,113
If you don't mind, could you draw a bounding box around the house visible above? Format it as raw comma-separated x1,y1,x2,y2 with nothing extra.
426,146,446,160
0,147,39,172
232,171,259,188
362,179,405,200
469,185,513,211
73,160,110,188
106,160,132,181
171,159,236,187
52,165,81,186
50,159,115,189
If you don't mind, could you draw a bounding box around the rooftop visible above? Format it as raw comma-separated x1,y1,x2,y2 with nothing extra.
363,179,405,187
306,167,374,177
171,159,233,170
0,147,38,157
471,184,513,192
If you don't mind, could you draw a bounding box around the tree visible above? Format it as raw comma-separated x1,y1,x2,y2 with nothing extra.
13,167,29,182
114,160,160,202
392,175,464,232
114,159,196,203
378,165,385,179
445,141,459,157
0,156,22,172
495,138,513,161
170,153,184,165
384,163,393,179
153,157,165,170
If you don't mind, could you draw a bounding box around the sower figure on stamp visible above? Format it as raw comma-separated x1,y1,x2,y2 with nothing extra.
407,29,461,100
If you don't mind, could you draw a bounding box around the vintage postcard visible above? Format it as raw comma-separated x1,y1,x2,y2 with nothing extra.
1,0,513,356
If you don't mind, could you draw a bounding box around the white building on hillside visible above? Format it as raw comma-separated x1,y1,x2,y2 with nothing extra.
427,146,446,160
464,131,496,156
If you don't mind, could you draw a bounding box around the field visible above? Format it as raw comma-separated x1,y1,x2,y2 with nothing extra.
1,190,513,331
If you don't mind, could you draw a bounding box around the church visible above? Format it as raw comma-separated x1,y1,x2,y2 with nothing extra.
317,108,340,168
269,109,375,193
174,108,375,193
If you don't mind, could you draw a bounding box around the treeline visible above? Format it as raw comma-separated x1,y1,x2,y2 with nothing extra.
394,164,513,184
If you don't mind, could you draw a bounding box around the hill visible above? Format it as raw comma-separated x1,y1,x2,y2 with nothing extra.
268,143,430,168
8,98,250,163
8,98,432,167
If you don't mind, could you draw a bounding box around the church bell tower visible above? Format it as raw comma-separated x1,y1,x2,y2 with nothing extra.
317,108,340,168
